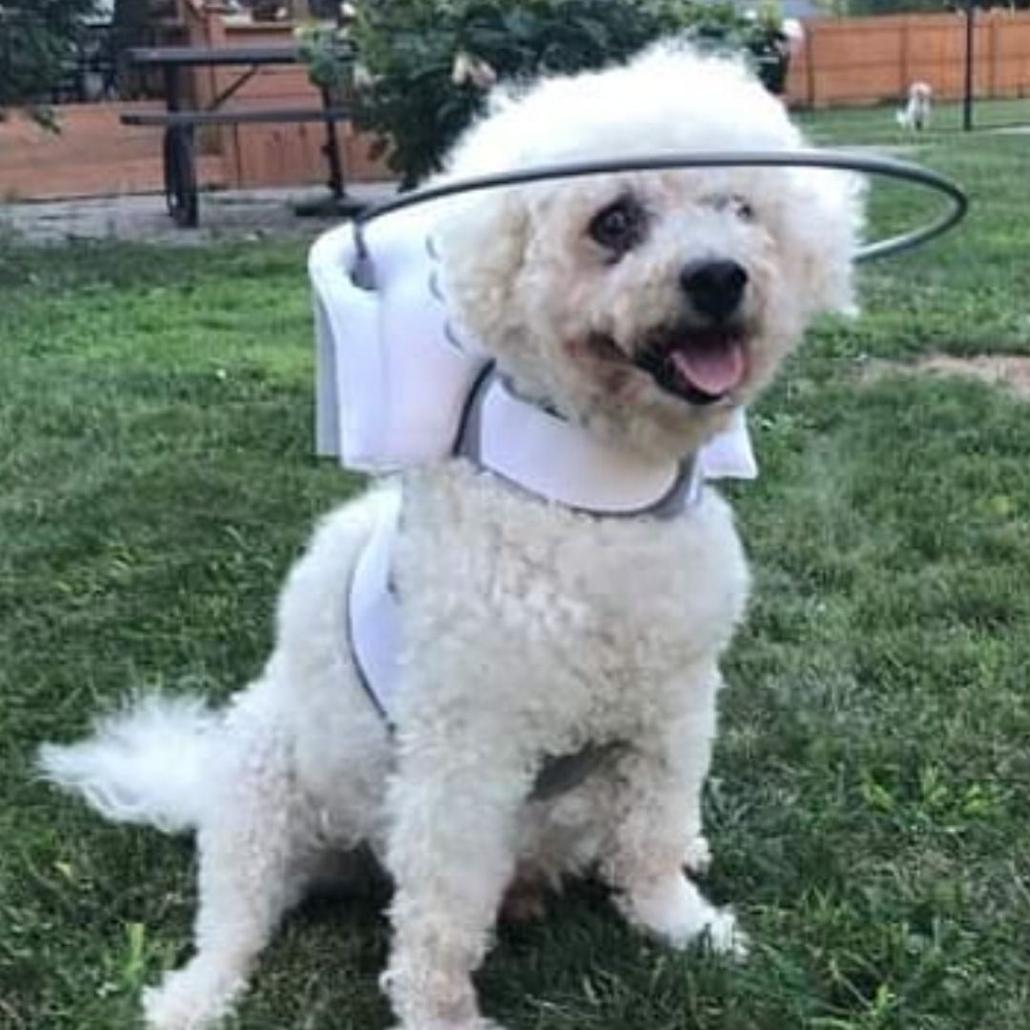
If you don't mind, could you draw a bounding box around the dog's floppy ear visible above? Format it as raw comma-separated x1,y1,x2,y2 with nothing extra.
786,167,866,318
431,84,538,343
435,187,532,345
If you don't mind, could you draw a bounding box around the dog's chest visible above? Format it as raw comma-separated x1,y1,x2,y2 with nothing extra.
393,464,749,735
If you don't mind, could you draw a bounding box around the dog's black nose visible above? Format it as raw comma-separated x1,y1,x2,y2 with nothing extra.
680,260,749,322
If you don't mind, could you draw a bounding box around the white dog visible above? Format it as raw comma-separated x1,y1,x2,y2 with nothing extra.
897,81,933,131
39,45,862,1030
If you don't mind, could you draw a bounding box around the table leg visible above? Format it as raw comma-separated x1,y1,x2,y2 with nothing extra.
158,64,197,227
293,87,365,218
163,126,199,228
164,64,180,112
320,85,345,199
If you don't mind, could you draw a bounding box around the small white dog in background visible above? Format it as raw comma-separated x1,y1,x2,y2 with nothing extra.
897,80,933,131
39,44,862,1030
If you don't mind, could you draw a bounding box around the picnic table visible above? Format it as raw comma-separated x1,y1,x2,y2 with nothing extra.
122,43,360,227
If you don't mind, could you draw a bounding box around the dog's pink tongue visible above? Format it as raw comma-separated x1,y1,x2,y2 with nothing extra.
669,339,746,396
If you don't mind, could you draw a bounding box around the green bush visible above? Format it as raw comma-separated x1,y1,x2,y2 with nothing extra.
0,0,100,125
347,0,788,187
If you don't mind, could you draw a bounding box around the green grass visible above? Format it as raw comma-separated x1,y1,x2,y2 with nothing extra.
795,96,1030,147
2,107,1030,1029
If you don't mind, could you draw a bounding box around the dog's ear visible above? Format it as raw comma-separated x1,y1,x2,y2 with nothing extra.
432,84,540,344
436,188,532,345
786,167,866,319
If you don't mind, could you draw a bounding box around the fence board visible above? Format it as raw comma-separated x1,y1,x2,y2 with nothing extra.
0,102,226,201
787,10,1030,106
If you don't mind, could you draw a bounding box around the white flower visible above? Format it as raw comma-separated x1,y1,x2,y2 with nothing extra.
451,51,498,90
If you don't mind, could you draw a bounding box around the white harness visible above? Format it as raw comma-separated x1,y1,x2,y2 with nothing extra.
310,212,758,729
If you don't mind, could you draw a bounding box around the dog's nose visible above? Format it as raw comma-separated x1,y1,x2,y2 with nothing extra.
679,260,749,322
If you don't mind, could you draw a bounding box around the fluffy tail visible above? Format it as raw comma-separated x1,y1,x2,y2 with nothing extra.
37,692,220,833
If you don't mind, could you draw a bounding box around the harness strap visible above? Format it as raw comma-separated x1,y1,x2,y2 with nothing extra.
346,498,631,800
347,496,401,727
453,366,701,520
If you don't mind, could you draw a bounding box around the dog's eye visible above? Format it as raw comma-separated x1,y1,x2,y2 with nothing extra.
731,196,755,221
588,197,646,253
706,194,756,222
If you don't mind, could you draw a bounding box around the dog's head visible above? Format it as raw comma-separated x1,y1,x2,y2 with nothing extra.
910,81,933,103
437,45,864,458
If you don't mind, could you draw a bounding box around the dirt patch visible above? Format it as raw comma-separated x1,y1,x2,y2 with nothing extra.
861,353,1030,400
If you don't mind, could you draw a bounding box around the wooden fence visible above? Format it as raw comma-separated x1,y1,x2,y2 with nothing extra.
785,9,1030,107
7,8,1030,202
0,101,227,202
0,0,388,202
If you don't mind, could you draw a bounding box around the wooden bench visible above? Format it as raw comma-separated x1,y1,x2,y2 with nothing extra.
121,106,353,227
121,44,359,228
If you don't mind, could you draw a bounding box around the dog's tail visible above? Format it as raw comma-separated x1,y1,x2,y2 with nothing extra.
37,692,219,833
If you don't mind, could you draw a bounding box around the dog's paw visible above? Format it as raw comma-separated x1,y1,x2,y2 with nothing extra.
142,962,243,1030
617,875,748,959
699,906,749,960
652,903,748,960
389,1020,508,1030
682,834,712,876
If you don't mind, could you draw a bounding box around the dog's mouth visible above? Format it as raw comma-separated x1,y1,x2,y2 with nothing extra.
587,327,748,405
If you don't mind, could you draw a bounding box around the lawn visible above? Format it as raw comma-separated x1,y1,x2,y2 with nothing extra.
2,107,1029,1030
794,96,1030,147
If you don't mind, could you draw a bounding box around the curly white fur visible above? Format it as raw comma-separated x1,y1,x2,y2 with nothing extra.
39,44,862,1030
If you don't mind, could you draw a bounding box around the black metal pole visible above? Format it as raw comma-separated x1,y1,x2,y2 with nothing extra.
963,1,975,132
320,84,345,199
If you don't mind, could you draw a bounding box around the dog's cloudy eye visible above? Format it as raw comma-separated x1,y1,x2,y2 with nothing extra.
588,196,646,253
707,194,755,221
732,196,755,221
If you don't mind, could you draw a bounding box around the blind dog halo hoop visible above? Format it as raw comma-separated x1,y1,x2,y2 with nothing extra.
311,149,967,474
351,148,969,279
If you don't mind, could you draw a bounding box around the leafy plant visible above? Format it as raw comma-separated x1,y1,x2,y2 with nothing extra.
0,0,101,126
340,0,788,187
295,21,355,97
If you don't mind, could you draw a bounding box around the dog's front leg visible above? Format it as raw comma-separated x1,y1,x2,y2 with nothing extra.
679,666,724,877
603,707,745,957
383,725,528,1030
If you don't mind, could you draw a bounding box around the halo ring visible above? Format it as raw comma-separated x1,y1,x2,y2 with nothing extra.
353,149,967,265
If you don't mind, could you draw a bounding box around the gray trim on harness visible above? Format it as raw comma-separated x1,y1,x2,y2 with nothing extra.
345,569,393,729
345,511,632,802
453,364,700,521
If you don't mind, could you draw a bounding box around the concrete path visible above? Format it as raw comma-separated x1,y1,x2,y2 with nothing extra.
0,183,398,246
